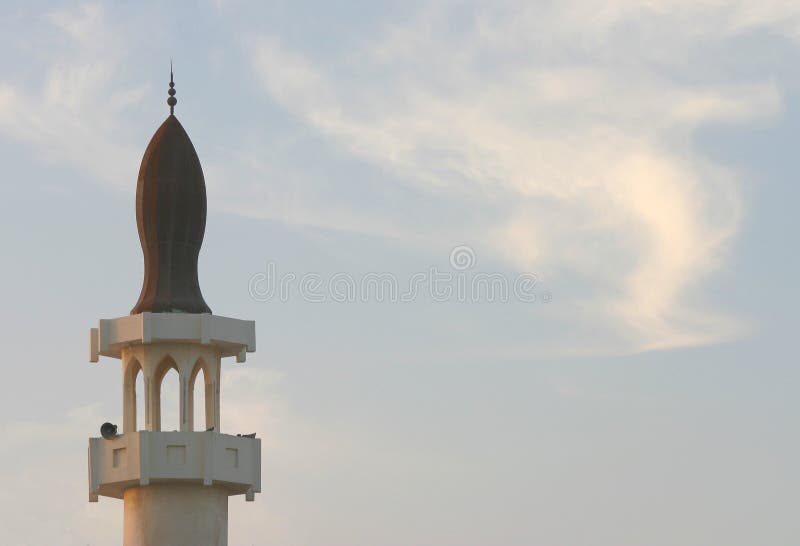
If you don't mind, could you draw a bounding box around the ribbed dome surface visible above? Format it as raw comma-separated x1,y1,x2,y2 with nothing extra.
131,114,211,315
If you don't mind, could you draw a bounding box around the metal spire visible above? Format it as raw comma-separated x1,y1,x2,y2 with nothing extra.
167,60,177,115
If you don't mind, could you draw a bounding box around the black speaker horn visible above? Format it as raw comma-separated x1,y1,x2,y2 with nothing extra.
100,422,118,440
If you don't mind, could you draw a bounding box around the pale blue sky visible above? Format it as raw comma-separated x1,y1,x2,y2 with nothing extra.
0,2,798,545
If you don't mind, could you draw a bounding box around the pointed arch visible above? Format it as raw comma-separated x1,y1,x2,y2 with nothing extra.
189,357,213,431
153,355,179,432
135,370,145,431
123,357,143,433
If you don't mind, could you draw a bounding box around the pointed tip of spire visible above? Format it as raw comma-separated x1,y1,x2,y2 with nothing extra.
167,60,177,115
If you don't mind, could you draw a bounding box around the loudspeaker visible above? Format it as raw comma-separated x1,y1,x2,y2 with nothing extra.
100,422,118,440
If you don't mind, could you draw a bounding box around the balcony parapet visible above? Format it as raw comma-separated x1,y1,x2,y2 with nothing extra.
88,431,261,502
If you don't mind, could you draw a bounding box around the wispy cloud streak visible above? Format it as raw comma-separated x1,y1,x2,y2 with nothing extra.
245,3,787,351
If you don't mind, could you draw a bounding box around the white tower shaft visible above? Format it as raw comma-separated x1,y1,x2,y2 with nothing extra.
124,485,229,545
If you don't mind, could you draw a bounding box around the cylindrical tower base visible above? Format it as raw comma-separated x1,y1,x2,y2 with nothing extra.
123,484,228,546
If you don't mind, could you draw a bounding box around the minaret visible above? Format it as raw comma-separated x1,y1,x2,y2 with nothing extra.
88,69,260,546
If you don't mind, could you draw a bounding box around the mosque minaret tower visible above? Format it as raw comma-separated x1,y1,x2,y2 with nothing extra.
87,69,260,546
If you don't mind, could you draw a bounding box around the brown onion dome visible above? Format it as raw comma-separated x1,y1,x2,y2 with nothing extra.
131,70,211,315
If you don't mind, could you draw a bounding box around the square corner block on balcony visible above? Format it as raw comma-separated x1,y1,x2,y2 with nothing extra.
89,312,256,363
88,431,261,502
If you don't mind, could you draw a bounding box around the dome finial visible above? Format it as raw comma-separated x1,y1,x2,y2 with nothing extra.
167,59,177,115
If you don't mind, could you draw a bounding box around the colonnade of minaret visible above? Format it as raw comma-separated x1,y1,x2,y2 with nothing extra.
121,343,221,433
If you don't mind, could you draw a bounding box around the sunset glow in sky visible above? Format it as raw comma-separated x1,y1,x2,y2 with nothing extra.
0,2,797,545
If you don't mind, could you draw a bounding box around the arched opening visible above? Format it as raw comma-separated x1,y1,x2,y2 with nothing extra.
159,368,180,431
154,356,180,432
135,369,145,431
190,359,212,431
124,358,144,433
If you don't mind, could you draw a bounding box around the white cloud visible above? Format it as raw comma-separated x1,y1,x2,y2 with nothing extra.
0,3,144,189
0,1,792,354
245,3,786,352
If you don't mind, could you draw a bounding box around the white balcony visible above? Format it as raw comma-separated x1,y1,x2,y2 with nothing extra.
88,431,261,502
